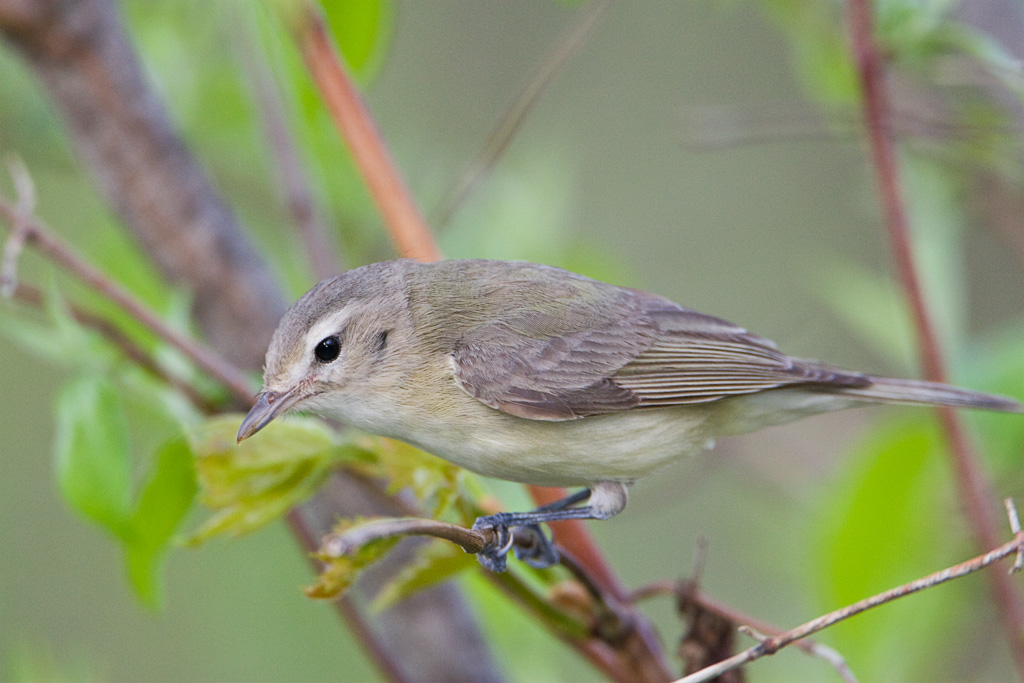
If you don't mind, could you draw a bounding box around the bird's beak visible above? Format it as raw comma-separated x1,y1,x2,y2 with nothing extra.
237,387,304,443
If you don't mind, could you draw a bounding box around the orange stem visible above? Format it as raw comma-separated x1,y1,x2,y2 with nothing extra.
295,6,440,262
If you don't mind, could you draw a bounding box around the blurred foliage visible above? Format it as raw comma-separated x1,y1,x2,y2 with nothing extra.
55,373,134,542
306,517,403,599
1,0,1024,682
370,538,479,609
1,285,201,608
763,1,1024,681
5,639,99,683
185,415,340,544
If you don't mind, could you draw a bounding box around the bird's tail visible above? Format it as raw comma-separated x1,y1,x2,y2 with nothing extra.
837,376,1023,413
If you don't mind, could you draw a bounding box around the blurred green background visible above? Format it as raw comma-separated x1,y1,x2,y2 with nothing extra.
2,1,1024,681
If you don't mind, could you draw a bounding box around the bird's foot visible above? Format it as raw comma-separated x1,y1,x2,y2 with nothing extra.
511,523,560,569
473,514,560,571
473,515,514,572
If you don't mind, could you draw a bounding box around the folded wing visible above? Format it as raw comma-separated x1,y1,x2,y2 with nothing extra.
451,288,869,421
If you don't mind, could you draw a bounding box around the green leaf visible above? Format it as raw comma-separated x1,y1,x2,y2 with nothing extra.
813,416,967,680
322,0,393,79
124,436,198,609
352,437,467,519
54,373,132,539
371,539,477,611
760,1,859,104
184,415,343,544
0,282,112,369
959,328,1024,475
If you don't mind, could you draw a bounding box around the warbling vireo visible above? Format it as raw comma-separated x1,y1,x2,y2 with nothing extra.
237,259,1022,570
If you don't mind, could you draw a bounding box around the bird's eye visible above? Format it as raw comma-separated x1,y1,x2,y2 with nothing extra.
314,336,341,363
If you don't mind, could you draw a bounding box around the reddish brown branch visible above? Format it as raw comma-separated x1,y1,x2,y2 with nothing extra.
847,0,1024,674
294,4,440,263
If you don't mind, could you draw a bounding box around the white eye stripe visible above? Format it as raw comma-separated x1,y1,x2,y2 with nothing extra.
305,307,355,354
275,306,356,388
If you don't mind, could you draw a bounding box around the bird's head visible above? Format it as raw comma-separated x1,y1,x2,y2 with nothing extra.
237,262,416,443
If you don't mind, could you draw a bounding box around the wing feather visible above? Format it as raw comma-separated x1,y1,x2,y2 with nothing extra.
449,275,868,420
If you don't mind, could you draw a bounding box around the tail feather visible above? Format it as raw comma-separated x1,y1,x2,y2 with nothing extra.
837,376,1023,413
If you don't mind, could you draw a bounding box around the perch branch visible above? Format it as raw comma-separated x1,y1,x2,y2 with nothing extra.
321,516,493,557
320,513,671,683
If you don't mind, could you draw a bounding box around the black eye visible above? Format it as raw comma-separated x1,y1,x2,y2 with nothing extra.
314,336,341,363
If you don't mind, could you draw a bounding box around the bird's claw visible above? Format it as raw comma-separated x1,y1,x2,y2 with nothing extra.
512,524,560,569
473,515,560,571
474,516,515,572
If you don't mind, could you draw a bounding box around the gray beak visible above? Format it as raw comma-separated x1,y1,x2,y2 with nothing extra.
237,390,287,443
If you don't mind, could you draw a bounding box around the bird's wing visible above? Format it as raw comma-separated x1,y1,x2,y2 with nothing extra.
451,290,869,421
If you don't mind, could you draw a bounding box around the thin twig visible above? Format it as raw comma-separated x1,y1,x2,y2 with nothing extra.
8,282,218,414
293,2,440,262
431,0,610,230
233,6,341,280
739,625,857,683
676,523,1024,683
679,102,1012,151
0,191,253,406
0,157,35,297
1007,499,1024,574
847,0,1024,675
630,574,855,681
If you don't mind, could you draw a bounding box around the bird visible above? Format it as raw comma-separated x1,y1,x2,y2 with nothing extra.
237,259,1022,570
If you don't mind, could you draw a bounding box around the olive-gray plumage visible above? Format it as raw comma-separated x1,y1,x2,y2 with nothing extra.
238,259,1022,569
